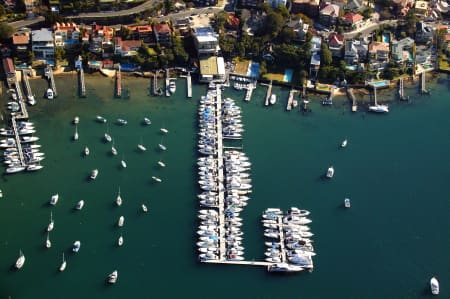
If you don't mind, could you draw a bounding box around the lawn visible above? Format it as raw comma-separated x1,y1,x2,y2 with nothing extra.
233,59,250,75
438,53,450,71
263,73,285,82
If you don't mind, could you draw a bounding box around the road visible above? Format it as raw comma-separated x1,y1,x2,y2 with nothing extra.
9,16,45,29
344,20,398,39
66,0,159,19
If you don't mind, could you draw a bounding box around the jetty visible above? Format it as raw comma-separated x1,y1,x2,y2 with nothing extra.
420,72,429,95
115,65,122,98
165,69,170,97
263,80,272,106
21,70,33,102
14,79,28,120
286,89,296,111
187,71,192,98
78,67,86,97
346,88,357,112
10,117,25,166
46,66,57,97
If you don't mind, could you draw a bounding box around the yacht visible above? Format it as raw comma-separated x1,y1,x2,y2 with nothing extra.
158,143,167,151
72,241,81,253
169,81,176,94
6,166,26,173
46,232,51,248
46,88,54,100
430,277,439,295
344,198,351,208
116,187,122,207
73,125,79,141
326,166,334,178
152,176,162,183
160,128,169,134
138,142,146,151
15,250,25,269
269,94,277,105
73,116,79,124
142,204,148,213
76,200,84,210
84,146,89,156
47,212,54,232
104,133,112,143
341,139,347,148
59,253,66,272
28,95,36,106
90,169,98,180
0,189,2,198
120,156,127,168
50,194,59,205
111,139,118,155
118,216,124,227
96,115,107,123
118,234,123,246
108,270,118,284
143,117,151,125
158,161,166,167
117,118,127,125
368,104,389,113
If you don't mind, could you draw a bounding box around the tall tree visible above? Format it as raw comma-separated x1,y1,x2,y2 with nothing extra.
0,23,14,40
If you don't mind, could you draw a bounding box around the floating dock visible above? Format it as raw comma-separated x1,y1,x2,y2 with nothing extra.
79,67,86,97
14,79,28,120
286,89,296,111
187,71,192,98
46,67,57,97
10,117,25,166
264,81,272,106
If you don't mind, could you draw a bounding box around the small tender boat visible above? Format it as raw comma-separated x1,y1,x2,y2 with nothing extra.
96,115,107,123
152,176,162,183
15,250,25,269
111,139,118,155
326,166,334,178
142,204,148,213
138,143,146,151
50,193,59,205
430,277,439,295
341,139,347,148
158,161,166,167
90,169,98,180
169,81,176,94
269,94,277,105
344,198,351,208
118,235,123,246
28,95,36,106
104,133,112,143
116,187,122,207
117,118,127,125
59,252,66,272
73,116,79,124
118,216,124,227
108,270,118,284
46,232,51,248
158,143,167,151
76,200,84,210
368,104,389,113
121,156,127,168
47,211,54,232
160,128,168,134
72,241,81,253
0,189,2,198
46,88,54,100
143,117,151,125
84,146,89,156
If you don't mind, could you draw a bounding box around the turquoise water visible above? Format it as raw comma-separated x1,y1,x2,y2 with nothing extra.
283,68,293,83
382,33,390,43
373,80,389,88
0,73,449,298
248,62,260,78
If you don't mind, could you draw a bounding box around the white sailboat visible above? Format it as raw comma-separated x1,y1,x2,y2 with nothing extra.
15,250,25,269
160,127,168,134
121,155,127,168
158,137,167,151
84,146,89,156
430,277,439,295
46,232,51,248
158,160,166,167
118,216,124,227
152,176,162,183
59,252,66,272
104,126,112,142
47,211,54,232
116,187,122,207
137,137,146,151
326,166,334,178
108,270,118,284
73,125,79,141
111,139,118,156
344,198,351,208
341,139,347,148
50,193,59,205
118,234,123,246
142,204,148,213
73,116,79,124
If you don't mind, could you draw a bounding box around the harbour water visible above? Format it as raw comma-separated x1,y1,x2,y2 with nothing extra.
0,73,449,298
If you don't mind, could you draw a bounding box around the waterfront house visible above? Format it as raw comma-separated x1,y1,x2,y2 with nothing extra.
342,12,364,28
391,37,414,64
89,24,115,57
12,31,30,61
225,13,240,31
311,35,322,54
31,28,55,60
415,0,429,16
128,25,156,45
328,33,344,57
291,0,319,17
368,41,389,71
286,18,309,42
416,22,434,44
153,23,172,47
319,4,340,26
53,22,80,48
113,37,141,57
310,52,320,78
192,26,219,57
344,39,368,64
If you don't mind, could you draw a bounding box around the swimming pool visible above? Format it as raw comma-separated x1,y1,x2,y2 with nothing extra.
382,33,390,43
284,69,293,83
372,80,389,88
345,65,358,71
247,62,260,78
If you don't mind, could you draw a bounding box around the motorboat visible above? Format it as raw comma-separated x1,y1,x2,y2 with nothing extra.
138,143,146,151
368,104,389,113
59,253,66,272
326,166,334,178
50,194,59,205
120,157,127,168
73,116,79,124
73,125,79,141
269,94,277,105
430,277,439,295
108,270,118,284
84,146,89,156
46,88,54,100
111,139,118,155
160,128,169,134
118,235,123,246
116,187,122,206
169,81,176,94
341,139,347,148
46,232,51,248
76,200,84,210
344,198,351,208
158,143,167,151
6,166,26,173
15,250,25,269
90,169,98,180
117,118,127,125
288,207,310,217
72,241,81,253
21,136,39,143
47,211,54,232
96,115,107,123
143,117,151,125
142,204,148,213
118,216,124,227
104,133,112,143
152,176,162,183
268,263,304,272
158,161,166,167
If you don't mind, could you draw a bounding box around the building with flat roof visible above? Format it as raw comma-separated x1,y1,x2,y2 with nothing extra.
291,0,320,17
53,22,80,48
192,27,219,57
31,28,54,59
199,56,225,83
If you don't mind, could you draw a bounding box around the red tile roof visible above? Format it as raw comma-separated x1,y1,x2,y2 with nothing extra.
328,33,344,46
344,12,364,24
154,23,171,33
12,33,29,45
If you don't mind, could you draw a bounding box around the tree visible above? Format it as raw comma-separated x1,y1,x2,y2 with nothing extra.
0,23,14,40
0,5,5,16
274,5,289,20
279,27,294,44
119,26,132,40
261,12,284,39
320,43,333,66
14,0,26,13
55,47,66,62
404,9,417,37
212,11,227,33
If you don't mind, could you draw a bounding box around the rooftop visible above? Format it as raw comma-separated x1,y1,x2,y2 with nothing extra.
12,32,30,45
343,12,364,24
31,28,53,42
369,41,389,53
320,4,340,16
200,56,218,75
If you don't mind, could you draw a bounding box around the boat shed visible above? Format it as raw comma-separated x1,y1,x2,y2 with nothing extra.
2,57,16,86
199,56,225,83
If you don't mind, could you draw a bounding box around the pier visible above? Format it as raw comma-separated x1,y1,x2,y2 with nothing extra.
187,71,192,98
10,117,25,166
46,67,57,97
277,216,287,263
203,260,272,267
346,88,357,112
263,80,272,106
14,79,28,120
115,65,122,98
165,69,170,97
78,67,86,97
21,70,33,103
286,89,297,111
244,81,255,102
420,72,429,95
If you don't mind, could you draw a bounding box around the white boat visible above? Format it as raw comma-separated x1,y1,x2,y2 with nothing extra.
117,118,127,125
326,166,334,178
430,277,439,295
160,128,168,134
118,234,123,246
96,115,107,123
0,189,2,198
73,116,79,124
6,166,26,173
344,198,351,208
28,95,36,105
104,133,112,143
158,161,166,167
137,138,146,151
143,117,151,125
73,125,79,141
59,252,66,272
47,211,54,232
368,104,389,113
116,187,122,207
142,204,148,213
90,169,98,180
76,200,84,210
158,143,167,151
118,216,124,227
72,241,81,253
269,94,277,105
27,164,43,172
50,194,59,205
111,139,118,155
152,176,162,183
341,139,347,148
108,270,118,284
15,250,25,269
84,146,89,156
46,88,54,100
169,81,176,94
46,232,51,248
120,156,127,168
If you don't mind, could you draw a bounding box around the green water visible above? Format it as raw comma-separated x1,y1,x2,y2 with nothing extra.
0,73,449,298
